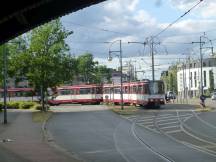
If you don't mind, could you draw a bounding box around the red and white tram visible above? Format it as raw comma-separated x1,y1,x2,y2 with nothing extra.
103,80,150,106
48,84,103,105
103,80,165,107
148,80,165,106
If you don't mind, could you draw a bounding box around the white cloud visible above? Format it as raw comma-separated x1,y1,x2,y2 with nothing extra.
200,2,216,18
169,0,216,19
133,10,156,26
104,0,139,13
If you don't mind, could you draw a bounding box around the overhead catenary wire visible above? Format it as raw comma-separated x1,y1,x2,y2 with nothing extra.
62,20,129,36
153,0,204,38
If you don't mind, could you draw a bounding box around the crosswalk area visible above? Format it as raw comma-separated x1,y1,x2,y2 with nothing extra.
123,112,194,134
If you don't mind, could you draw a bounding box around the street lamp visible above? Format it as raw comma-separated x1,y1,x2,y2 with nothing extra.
2,41,22,124
107,40,123,110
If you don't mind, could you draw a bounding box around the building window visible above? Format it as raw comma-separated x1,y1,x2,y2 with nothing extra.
203,62,206,67
204,71,207,87
209,70,214,91
190,63,192,68
194,72,197,88
190,72,193,87
209,61,211,67
194,63,196,68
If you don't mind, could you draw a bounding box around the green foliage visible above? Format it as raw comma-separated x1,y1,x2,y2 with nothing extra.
9,19,74,111
0,101,37,109
19,102,35,109
93,65,112,83
75,53,111,84
161,65,178,94
7,101,20,109
76,53,97,83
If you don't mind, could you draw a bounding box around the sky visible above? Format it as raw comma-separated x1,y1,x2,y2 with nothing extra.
61,0,216,80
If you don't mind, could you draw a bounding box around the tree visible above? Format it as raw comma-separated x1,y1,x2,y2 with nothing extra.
11,19,74,111
161,65,178,94
76,53,97,83
93,65,112,84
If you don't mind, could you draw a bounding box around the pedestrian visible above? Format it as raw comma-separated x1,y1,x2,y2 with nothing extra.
200,94,206,108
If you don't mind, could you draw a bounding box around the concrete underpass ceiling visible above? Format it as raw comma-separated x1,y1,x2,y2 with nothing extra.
0,0,106,44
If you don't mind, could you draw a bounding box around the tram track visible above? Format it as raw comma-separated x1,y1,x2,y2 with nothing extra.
153,110,216,157
131,118,175,162
122,109,216,158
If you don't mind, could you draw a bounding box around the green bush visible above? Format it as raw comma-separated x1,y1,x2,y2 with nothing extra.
0,102,3,109
19,102,35,109
32,104,42,110
7,101,20,109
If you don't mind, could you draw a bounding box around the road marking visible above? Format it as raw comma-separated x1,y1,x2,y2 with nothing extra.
137,118,154,122
158,114,173,117
156,114,192,120
166,130,182,134
138,115,156,120
137,120,154,124
192,110,216,130
160,125,179,130
158,121,179,126
157,118,179,123
131,122,175,162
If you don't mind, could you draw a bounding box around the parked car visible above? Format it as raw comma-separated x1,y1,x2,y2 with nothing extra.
165,91,176,102
211,92,216,100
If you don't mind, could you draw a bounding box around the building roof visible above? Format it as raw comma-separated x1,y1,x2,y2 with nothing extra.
178,57,216,70
0,0,105,44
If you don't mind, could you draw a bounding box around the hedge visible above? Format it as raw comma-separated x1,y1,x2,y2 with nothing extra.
0,101,39,110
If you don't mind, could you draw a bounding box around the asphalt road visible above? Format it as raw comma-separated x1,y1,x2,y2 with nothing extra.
47,104,216,162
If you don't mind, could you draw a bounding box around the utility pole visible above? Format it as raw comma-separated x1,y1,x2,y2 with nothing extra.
119,40,123,110
192,34,213,96
108,40,123,110
150,36,155,81
128,36,159,82
188,56,191,98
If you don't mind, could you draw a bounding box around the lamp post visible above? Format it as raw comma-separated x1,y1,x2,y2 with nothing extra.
107,40,123,110
2,44,7,124
2,41,22,124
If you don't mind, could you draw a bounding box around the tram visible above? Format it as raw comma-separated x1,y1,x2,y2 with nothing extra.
48,84,103,105
103,80,165,107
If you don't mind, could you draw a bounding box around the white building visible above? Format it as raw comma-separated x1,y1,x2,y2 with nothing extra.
177,58,216,97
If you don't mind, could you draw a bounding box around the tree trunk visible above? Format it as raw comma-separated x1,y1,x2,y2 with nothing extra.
40,85,45,111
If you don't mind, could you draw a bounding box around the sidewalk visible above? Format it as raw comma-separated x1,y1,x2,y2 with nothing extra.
0,110,81,162
175,98,216,110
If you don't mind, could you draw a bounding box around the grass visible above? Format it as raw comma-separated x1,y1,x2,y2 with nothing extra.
111,105,139,115
32,111,52,123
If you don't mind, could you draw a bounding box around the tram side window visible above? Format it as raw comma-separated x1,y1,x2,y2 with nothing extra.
114,88,120,94
59,90,71,95
132,86,137,93
92,88,96,94
96,87,102,94
138,85,142,94
124,86,129,94
80,88,91,94
70,89,75,95
104,88,110,94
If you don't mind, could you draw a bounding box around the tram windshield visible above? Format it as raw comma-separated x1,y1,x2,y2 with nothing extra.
149,81,165,95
